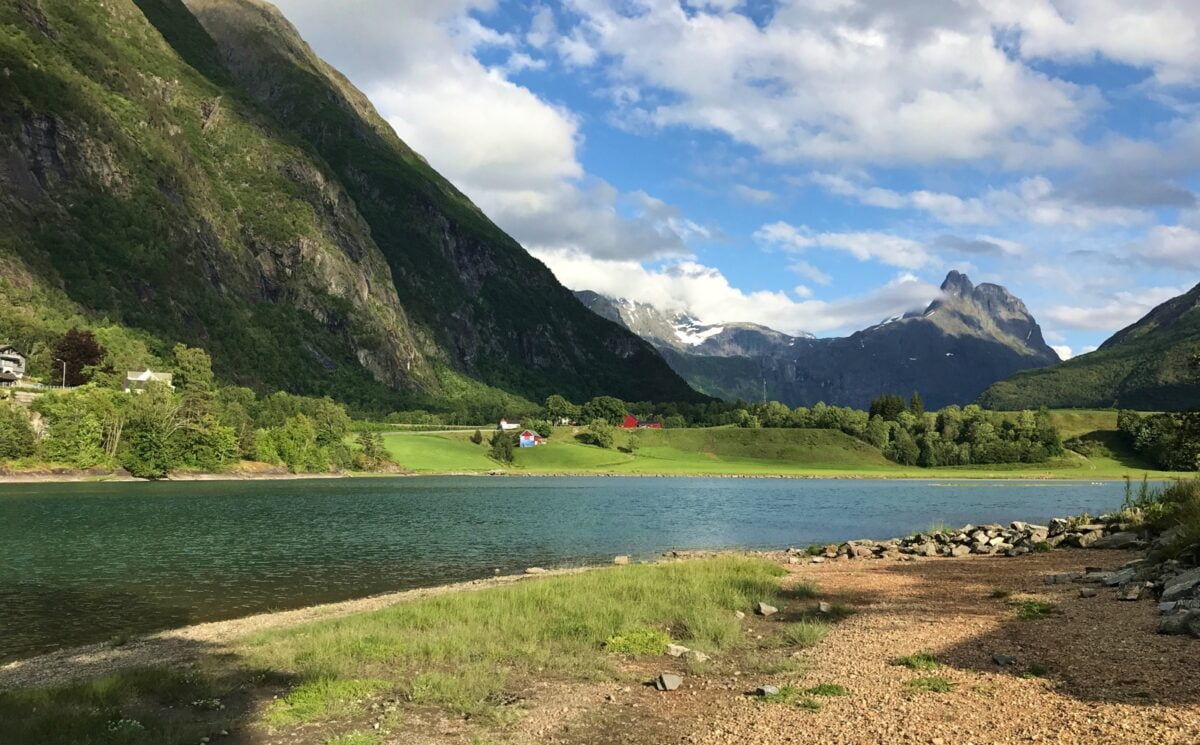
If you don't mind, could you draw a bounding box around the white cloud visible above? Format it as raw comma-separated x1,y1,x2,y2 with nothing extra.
565,0,1093,165
732,184,775,203
1050,345,1073,360
272,0,693,263
1134,225,1200,269
788,260,833,286
755,223,933,269
538,250,939,335
812,172,1149,229
1042,286,1186,331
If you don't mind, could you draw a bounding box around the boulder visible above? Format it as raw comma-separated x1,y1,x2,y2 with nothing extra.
1104,568,1136,587
524,567,548,575
1048,517,1069,536
1073,530,1104,548
1157,610,1200,638
950,545,972,558
1162,567,1200,603
1091,532,1141,550
810,556,826,564
755,602,778,617
822,544,838,558
655,674,683,692
992,654,1016,667
613,555,630,565
850,545,874,559
1079,588,1098,598
755,685,780,697
665,644,690,658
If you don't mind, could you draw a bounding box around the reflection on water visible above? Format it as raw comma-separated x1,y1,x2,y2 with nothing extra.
0,476,1125,661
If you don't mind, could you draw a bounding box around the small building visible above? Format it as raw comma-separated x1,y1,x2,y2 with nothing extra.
0,345,26,386
498,418,520,431
124,369,174,393
621,414,662,429
518,429,545,448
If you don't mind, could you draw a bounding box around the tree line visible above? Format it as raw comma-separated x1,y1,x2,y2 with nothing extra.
0,337,388,478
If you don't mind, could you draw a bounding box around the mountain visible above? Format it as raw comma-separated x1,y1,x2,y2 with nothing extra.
0,0,698,409
979,282,1200,411
576,271,1060,409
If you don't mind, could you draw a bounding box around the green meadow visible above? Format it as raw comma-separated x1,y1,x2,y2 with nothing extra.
380,411,1177,480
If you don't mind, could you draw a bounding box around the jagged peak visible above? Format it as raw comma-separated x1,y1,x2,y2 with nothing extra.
940,270,974,296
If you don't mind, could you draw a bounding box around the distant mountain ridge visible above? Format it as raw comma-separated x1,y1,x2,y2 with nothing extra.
980,282,1200,411
576,271,1060,409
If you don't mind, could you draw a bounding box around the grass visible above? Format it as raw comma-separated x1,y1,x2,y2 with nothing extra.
905,676,957,693
1022,662,1050,679
381,423,1180,480
0,558,791,742
1015,600,1059,620
781,620,831,648
988,588,1013,599
603,627,671,656
325,733,382,745
804,683,848,696
242,557,786,720
891,652,941,671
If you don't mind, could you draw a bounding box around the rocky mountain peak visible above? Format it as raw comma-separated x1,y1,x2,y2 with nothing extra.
940,270,975,296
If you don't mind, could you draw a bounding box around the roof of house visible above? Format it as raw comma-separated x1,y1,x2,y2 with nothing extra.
0,345,22,356
126,369,174,383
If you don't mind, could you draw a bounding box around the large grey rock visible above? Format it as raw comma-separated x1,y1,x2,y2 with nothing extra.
755,685,780,697
1074,530,1104,548
992,653,1016,666
1048,518,1069,536
1157,610,1200,638
655,673,683,691
1079,588,1098,598
755,602,778,616
1162,567,1200,602
1091,532,1141,550
1118,582,1145,601
951,544,971,557
1104,568,1136,587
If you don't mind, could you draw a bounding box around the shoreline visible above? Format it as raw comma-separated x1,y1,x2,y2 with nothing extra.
0,467,1159,485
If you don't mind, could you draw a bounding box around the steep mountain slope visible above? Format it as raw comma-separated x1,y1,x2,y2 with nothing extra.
0,0,697,408
578,272,1060,409
979,282,1200,411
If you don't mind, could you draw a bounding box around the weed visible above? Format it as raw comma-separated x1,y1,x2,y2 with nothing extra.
804,544,825,556
796,698,824,711
905,676,957,693
604,628,671,656
988,588,1012,599
1015,600,1058,620
1031,542,1053,553
891,652,941,671
1022,662,1050,679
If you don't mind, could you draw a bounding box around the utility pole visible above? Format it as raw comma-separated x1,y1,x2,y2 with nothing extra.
54,357,66,388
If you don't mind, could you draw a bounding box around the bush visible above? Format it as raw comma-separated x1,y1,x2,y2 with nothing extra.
0,403,36,460
488,431,515,463
470,429,483,445
580,419,615,449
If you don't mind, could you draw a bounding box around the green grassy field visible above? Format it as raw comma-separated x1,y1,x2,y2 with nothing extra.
382,416,1179,480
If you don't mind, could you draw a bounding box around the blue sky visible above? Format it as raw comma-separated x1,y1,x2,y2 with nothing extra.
271,0,1200,358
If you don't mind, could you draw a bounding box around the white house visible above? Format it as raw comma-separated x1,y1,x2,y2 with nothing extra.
0,345,26,386
497,418,520,431
124,369,174,393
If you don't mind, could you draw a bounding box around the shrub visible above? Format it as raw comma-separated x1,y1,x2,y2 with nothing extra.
1015,601,1058,620
0,403,36,460
783,620,830,648
580,419,615,449
487,431,515,464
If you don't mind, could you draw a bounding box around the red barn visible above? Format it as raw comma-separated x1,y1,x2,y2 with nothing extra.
621,415,662,429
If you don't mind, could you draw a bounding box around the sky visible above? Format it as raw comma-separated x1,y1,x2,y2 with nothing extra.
268,0,1200,360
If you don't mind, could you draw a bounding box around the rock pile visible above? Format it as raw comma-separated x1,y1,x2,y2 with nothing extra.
796,516,1137,562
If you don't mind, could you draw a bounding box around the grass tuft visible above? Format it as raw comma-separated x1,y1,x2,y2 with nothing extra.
1015,600,1058,620
891,651,941,671
325,733,382,745
988,588,1013,599
603,628,670,656
1022,662,1050,679
265,678,391,726
905,676,957,693
804,683,848,697
782,620,831,648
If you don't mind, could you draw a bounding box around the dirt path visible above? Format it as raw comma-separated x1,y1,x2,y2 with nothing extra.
512,551,1200,745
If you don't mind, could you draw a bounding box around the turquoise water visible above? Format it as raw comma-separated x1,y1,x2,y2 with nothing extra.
0,476,1126,661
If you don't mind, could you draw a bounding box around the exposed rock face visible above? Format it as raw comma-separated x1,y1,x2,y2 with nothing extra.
577,271,1059,408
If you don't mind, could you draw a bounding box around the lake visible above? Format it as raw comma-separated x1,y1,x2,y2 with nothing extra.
0,476,1129,662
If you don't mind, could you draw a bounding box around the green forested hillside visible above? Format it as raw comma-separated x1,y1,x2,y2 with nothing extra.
0,0,697,412
979,283,1200,411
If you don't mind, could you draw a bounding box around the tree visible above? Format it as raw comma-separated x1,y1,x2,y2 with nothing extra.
488,430,515,463
869,394,907,422
582,419,615,449
355,431,387,469
52,328,107,387
119,383,182,478
256,414,327,472
0,403,36,460
581,396,627,425
470,429,483,445
910,391,925,418
885,428,920,465
525,418,553,438
172,344,215,393
544,394,580,423
34,391,108,467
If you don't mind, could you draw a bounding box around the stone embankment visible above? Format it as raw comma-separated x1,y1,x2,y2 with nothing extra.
775,513,1200,639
